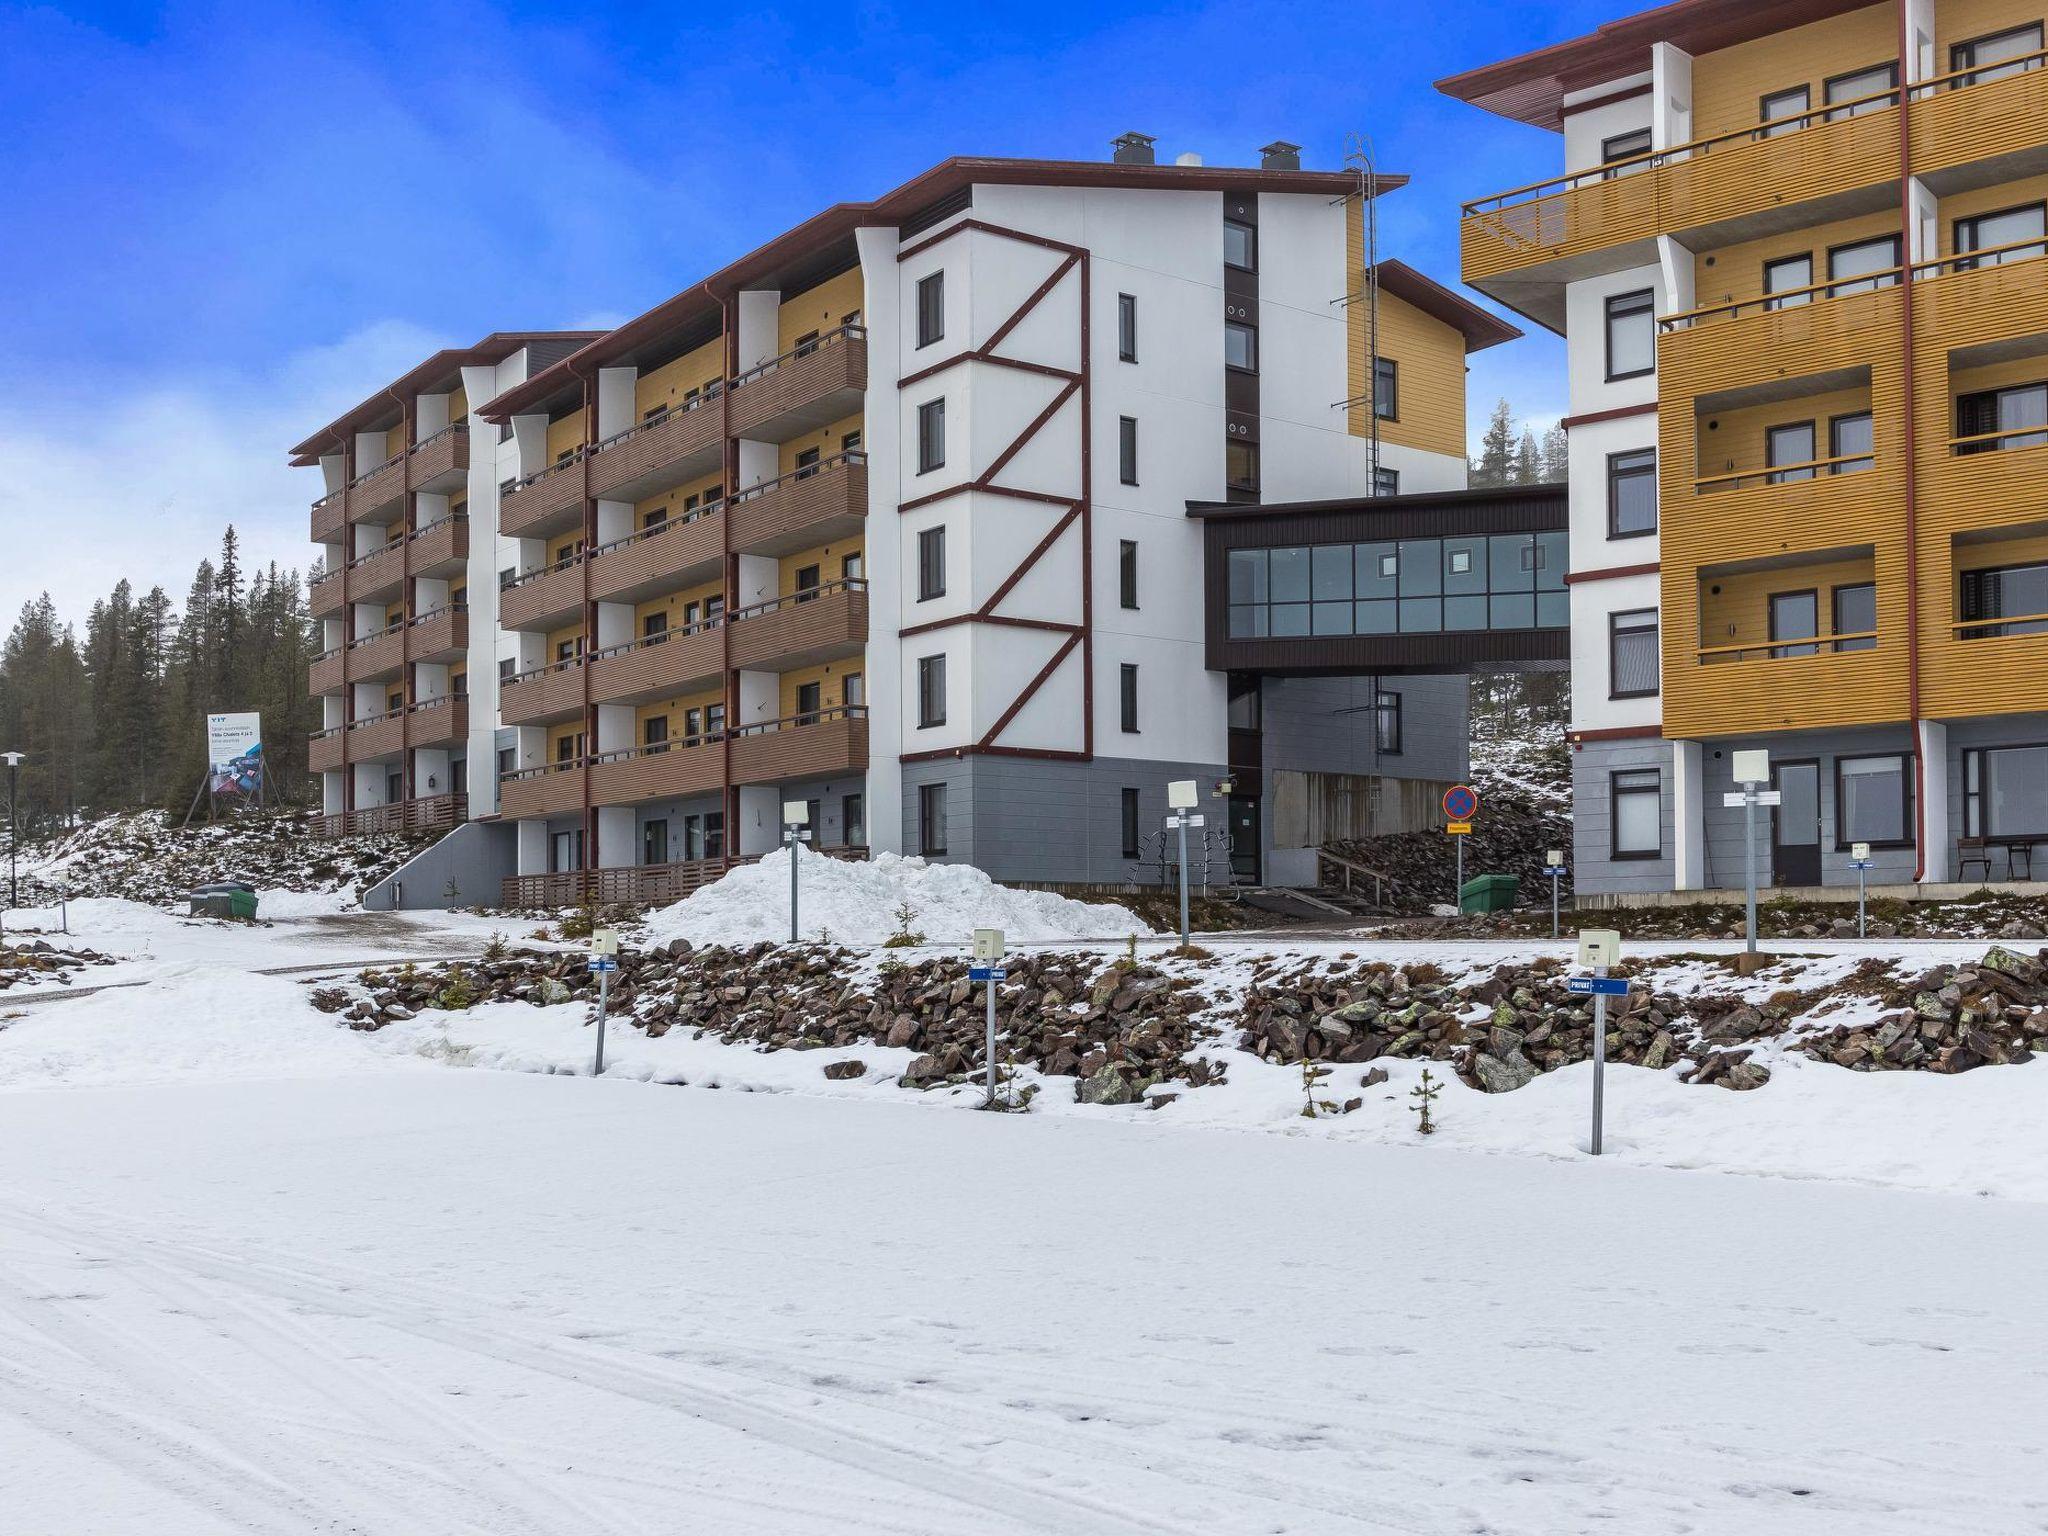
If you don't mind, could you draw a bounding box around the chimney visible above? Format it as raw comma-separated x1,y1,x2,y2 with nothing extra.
1111,132,1157,166
1260,140,1302,171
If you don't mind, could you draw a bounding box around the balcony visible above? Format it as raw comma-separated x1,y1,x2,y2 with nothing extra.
408,514,469,579
728,580,867,672
407,696,468,748
586,396,723,502
345,537,406,606
728,325,867,443
588,504,724,604
1909,47,2048,184
588,623,724,707
729,454,867,557
499,759,587,821
728,705,869,786
309,647,344,696
497,847,865,908
500,556,584,632
407,424,468,494
1911,242,2048,344
311,490,345,543
309,726,344,775
345,622,405,684
1659,280,1902,399
348,453,406,525
588,738,724,807
308,571,343,619
345,708,407,764
500,657,585,726
500,452,586,541
407,604,468,664
309,794,466,840
1925,526,2048,720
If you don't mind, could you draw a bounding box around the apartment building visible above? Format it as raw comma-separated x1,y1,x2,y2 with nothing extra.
297,146,1502,904
1442,0,2048,899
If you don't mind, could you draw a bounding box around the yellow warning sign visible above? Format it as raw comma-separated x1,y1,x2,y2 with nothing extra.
1446,821,1473,835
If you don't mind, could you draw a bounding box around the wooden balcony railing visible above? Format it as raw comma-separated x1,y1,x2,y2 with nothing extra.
588,499,724,601
309,725,344,774
308,793,467,840
1697,631,1879,663
406,695,469,746
1660,270,1904,332
727,578,867,671
728,452,867,556
587,736,725,806
588,620,724,705
499,758,589,820
308,570,343,618
728,704,869,786
312,488,346,542
1954,611,2048,639
727,324,867,441
407,422,468,492
586,392,725,502
500,656,586,726
1693,453,1876,493
500,450,587,538
309,647,344,696
407,513,469,575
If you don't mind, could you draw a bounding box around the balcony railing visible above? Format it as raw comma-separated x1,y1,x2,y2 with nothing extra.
344,707,407,762
588,619,724,705
345,620,405,682
1660,269,1904,332
588,499,725,601
309,570,343,618
728,703,870,787
1698,631,1879,664
728,323,867,441
1955,610,2048,640
500,450,587,538
407,422,468,492
499,551,585,631
407,513,469,574
498,757,589,821
309,793,467,840
406,695,469,746
729,452,867,556
1694,452,1876,493
1907,46,2048,99
588,736,725,806
312,488,346,542
309,725,344,774
500,655,586,726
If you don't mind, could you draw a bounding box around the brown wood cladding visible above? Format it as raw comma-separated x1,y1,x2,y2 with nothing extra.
343,712,406,763
500,464,586,539
587,406,724,500
407,609,468,663
344,627,404,683
500,765,587,821
588,512,725,602
308,731,344,774
589,741,725,806
727,586,868,671
501,662,586,726
407,427,468,491
408,516,468,575
589,629,725,705
348,455,406,524
500,563,584,633
728,714,869,786
308,574,343,618
347,540,405,601
406,699,469,749
308,650,344,695
728,338,868,439
729,460,867,553
311,494,345,543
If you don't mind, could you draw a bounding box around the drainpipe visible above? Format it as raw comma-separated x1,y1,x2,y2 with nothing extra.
1896,0,1927,880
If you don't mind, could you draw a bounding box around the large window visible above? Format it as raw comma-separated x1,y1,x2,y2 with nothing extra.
1374,356,1398,420
1827,235,1901,297
1609,609,1660,698
916,398,945,473
1965,744,2048,837
916,271,944,348
1832,581,1878,651
1829,412,1875,474
1608,448,1657,537
1118,293,1138,362
1119,416,1139,485
1121,787,1141,858
1767,420,1818,484
1119,539,1139,609
1770,588,1821,658
916,654,946,727
1955,202,2046,269
1823,61,1898,120
1224,218,1256,272
1374,690,1402,754
1225,532,1567,639
916,525,946,600
1837,754,1913,848
918,783,948,856
1611,769,1662,859
1604,289,1655,381
1960,560,2048,638
1951,23,2044,85
1119,663,1139,733
1956,381,2048,455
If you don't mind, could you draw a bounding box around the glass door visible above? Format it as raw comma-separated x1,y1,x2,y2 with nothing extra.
1772,760,1823,886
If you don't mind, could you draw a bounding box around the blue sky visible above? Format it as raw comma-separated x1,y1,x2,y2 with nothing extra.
0,0,1609,622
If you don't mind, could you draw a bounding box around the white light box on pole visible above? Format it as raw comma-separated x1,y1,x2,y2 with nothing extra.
1731,748,1770,785
1166,779,1199,810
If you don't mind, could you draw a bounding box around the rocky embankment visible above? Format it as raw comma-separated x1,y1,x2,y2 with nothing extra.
0,939,115,991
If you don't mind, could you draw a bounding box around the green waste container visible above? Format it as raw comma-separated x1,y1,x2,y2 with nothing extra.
189,882,259,920
1459,873,1519,915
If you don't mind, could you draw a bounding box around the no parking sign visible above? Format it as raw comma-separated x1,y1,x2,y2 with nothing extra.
1443,783,1480,822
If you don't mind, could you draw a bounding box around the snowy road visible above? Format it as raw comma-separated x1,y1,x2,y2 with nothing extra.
3,1073,2044,1534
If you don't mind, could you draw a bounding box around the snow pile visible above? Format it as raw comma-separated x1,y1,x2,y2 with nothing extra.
641,846,1153,947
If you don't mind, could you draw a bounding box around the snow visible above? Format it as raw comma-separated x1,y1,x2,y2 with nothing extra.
642,844,1154,947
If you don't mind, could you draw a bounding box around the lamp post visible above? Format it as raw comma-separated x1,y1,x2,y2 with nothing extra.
783,800,809,943
1545,848,1567,941
2,750,22,912
1166,780,1201,950
1727,749,1774,962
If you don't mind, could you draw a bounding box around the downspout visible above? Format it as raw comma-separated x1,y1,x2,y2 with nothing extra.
573,360,596,884
719,290,740,872
388,386,414,806
1896,0,1927,879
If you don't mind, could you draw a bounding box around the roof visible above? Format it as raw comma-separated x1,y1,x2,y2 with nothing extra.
287,331,606,463
1434,0,1872,130
1186,482,1566,520
479,154,1406,422
1369,260,1522,352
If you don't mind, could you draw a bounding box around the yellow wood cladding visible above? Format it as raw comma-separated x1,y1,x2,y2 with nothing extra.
545,622,584,660
1935,0,2047,58
383,423,407,461
1690,4,1895,145
778,542,863,594
1937,172,2048,252
633,582,724,630
635,471,725,526
545,411,584,464
1689,210,1901,314
1698,553,1877,649
777,663,863,719
547,722,586,760
1695,384,1873,482
1343,287,1466,457
549,535,584,567
778,267,865,353
445,385,468,422
635,688,725,742
779,412,864,474
1952,351,2048,401
634,338,726,419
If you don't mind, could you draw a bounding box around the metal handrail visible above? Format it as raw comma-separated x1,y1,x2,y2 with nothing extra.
505,654,585,685
504,756,587,780
506,447,585,494
313,488,344,510
1696,630,1878,660
409,512,469,540
1907,45,2048,97
1693,452,1875,491
408,603,468,627
344,539,404,572
1910,236,2048,281
730,450,867,502
728,576,868,623
407,695,465,714
591,616,722,661
347,707,406,729
591,498,724,557
730,322,867,389
503,550,583,589
730,703,869,737
1955,610,2048,635
591,733,725,765
1947,424,2048,453
350,452,403,488
347,621,403,649
409,422,463,454
1660,269,1903,330
595,387,724,452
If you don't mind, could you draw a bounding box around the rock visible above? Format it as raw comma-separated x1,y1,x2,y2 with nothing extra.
535,977,573,1006
822,1059,867,1080
899,1053,943,1086
1471,1050,1537,1094
1077,1063,1137,1106
1360,1066,1390,1088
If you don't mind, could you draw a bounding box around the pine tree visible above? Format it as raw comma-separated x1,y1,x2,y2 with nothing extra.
1471,399,1516,487
1541,424,1569,485
1514,428,1542,485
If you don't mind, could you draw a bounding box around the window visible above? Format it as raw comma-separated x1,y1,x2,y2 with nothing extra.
917,398,945,473
703,810,726,860
1832,581,1878,651
1223,218,1256,271
642,819,668,866
794,447,821,480
498,657,516,681
842,552,864,582
1763,253,1814,311
918,782,949,856
1227,440,1260,493
1119,663,1139,733
1604,289,1655,380
1119,416,1139,485
1600,127,1652,175
1825,411,1876,477
793,329,820,358
1118,293,1137,362
1957,381,2048,455
1767,420,1818,484
1955,203,2047,270
1951,23,2043,85
842,793,865,847
791,681,820,723
1770,588,1821,658
915,271,944,348
840,429,862,456
1225,533,1568,639
1607,448,1658,537
1119,540,1139,608
643,713,669,747
1372,466,1400,496
1965,744,2048,837
705,702,725,736
642,610,668,640
917,653,946,727
1609,609,1660,698
794,563,821,600
843,672,865,707
1121,787,1141,858
1611,769,1662,859
1837,754,1914,848
495,746,515,780
1823,61,1898,120
1759,84,1812,137
550,829,585,873
1960,560,2048,638
1373,356,1398,421
917,525,946,600
1827,235,1901,296
1225,320,1258,373
1374,690,1402,754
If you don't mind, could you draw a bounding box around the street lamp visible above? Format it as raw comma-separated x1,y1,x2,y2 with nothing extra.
783,800,809,942
1166,779,1200,950
2,750,22,911
1727,749,1774,962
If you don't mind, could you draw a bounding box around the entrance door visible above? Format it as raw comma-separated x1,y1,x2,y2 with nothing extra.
1772,759,1822,886
1228,795,1261,885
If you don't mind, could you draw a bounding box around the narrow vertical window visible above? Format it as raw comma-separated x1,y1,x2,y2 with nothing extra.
1374,690,1402,754
917,525,946,601
917,654,947,727
916,271,944,348
1225,321,1258,373
1119,663,1139,732
1119,416,1139,486
1604,290,1655,380
917,398,945,473
918,782,948,856
1119,539,1139,609
1373,356,1398,420
1118,293,1137,362
1121,787,1141,858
